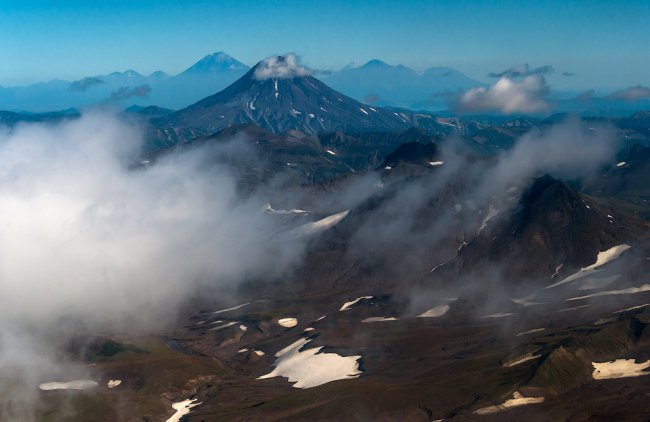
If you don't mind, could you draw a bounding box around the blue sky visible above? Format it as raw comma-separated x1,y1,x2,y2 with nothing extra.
1,0,649,90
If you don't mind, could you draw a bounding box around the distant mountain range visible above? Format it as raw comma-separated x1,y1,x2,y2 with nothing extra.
0,52,483,112
321,59,483,109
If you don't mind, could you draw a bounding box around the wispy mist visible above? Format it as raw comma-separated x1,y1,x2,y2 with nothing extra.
0,112,308,420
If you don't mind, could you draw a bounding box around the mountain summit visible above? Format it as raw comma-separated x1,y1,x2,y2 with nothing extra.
152,55,442,141
178,52,249,76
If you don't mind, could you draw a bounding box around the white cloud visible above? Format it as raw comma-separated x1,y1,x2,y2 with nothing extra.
0,112,309,420
253,53,312,80
607,85,650,102
455,74,551,114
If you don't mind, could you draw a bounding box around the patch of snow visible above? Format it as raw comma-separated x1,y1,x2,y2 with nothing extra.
429,161,444,166
359,108,369,115
546,244,631,289
550,263,563,279
361,316,398,322
592,359,650,379
516,328,545,336
480,312,514,319
511,294,542,307
384,165,392,170
254,350,265,356
567,283,650,301
238,348,249,353
320,106,328,112
166,399,201,422
107,379,121,389
304,327,315,332
214,302,250,314
258,338,361,388
308,113,315,118
478,205,499,234
284,210,350,239
240,324,248,331
263,203,308,215
208,321,239,331
616,161,626,167
505,354,542,367
278,318,298,328
417,304,449,318
39,380,98,391
613,303,650,313
340,296,373,311
554,304,590,312
429,263,444,273
326,149,336,156
473,392,544,415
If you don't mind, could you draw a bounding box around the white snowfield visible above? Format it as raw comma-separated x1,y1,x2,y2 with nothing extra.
359,108,369,115
478,205,499,234
546,244,630,289
516,328,545,336
480,312,514,319
263,203,308,215
473,391,544,415
166,399,201,422
554,304,590,312
505,354,541,367
616,161,627,167
284,210,350,239
278,317,298,328
417,304,450,318
326,149,336,156
214,302,250,314
613,303,650,313
340,296,373,311
258,338,361,388
361,316,398,322
567,283,650,301
208,321,239,331
592,359,650,379
107,379,122,389
429,161,444,166
511,295,543,307
39,380,98,391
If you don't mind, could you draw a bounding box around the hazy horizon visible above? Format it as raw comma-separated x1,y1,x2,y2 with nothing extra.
1,0,649,91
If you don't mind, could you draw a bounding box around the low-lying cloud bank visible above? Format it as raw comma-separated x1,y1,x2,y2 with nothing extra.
0,112,308,420
607,85,650,102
